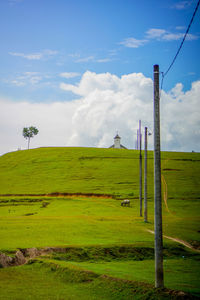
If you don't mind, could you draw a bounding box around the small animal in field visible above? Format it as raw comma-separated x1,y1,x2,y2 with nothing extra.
121,199,130,207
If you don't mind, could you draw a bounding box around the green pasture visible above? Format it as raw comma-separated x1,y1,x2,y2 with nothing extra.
0,196,155,250
0,147,200,298
48,256,200,296
0,147,199,202
0,256,199,299
0,261,190,300
0,147,153,197
0,193,199,251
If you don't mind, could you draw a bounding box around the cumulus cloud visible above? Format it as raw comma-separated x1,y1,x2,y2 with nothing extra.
160,81,200,151
0,71,200,155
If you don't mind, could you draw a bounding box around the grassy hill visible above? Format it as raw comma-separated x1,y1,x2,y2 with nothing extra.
0,146,199,198
0,147,147,197
0,147,200,299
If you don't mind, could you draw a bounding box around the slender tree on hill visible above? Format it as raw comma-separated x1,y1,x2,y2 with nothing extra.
23,126,39,149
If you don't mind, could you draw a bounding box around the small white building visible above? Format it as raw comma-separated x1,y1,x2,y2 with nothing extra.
109,134,127,149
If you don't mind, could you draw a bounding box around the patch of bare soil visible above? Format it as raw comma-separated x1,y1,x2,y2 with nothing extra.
0,192,114,199
0,247,69,268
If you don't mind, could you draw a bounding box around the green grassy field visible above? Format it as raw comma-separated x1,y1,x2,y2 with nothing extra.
0,147,152,197
0,147,199,299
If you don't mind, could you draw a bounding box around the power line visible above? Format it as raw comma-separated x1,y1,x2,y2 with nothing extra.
161,0,200,83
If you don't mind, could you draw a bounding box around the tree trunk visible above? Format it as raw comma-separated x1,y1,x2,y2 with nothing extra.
28,137,30,150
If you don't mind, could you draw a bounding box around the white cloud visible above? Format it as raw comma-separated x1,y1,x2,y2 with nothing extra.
8,72,43,87
162,33,198,41
146,28,198,41
120,28,198,50
10,80,26,87
9,49,58,60
120,37,148,48
59,72,80,79
146,29,167,39
160,81,200,151
162,33,184,41
8,0,23,5
96,58,111,63
172,1,193,10
9,52,43,60
74,55,112,63
185,33,199,41
43,49,58,56
75,56,94,63
176,26,186,31
1,71,200,155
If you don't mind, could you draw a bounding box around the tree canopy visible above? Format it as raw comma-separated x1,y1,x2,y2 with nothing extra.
23,126,39,149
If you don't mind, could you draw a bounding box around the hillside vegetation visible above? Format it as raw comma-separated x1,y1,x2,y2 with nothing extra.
0,147,148,197
0,147,199,197
0,147,200,299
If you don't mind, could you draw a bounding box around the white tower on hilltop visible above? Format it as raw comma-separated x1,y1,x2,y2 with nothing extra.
109,133,127,149
114,134,121,148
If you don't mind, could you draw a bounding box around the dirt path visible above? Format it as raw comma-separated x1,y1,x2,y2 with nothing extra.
146,229,200,253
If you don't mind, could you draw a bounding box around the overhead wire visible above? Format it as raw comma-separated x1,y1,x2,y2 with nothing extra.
160,0,200,91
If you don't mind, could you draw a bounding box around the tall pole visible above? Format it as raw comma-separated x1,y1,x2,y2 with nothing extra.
139,120,142,217
144,127,148,223
154,64,164,288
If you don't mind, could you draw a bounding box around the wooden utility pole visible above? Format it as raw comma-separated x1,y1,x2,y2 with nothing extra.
154,64,164,288
139,120,142,217
144,127,148,223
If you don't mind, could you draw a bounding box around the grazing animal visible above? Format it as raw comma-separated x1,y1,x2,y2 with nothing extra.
121,199,130,207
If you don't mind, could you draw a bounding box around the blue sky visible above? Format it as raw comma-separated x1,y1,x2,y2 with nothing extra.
0,0,199,102
0,0,200,154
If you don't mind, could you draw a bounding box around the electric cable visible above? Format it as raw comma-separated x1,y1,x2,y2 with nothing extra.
160,0,200,90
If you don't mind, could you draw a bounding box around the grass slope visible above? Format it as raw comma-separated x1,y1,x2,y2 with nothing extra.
0,147,199,298
0,147,199,247
0,147,150,197
0,260,198,299
0,147,199,199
